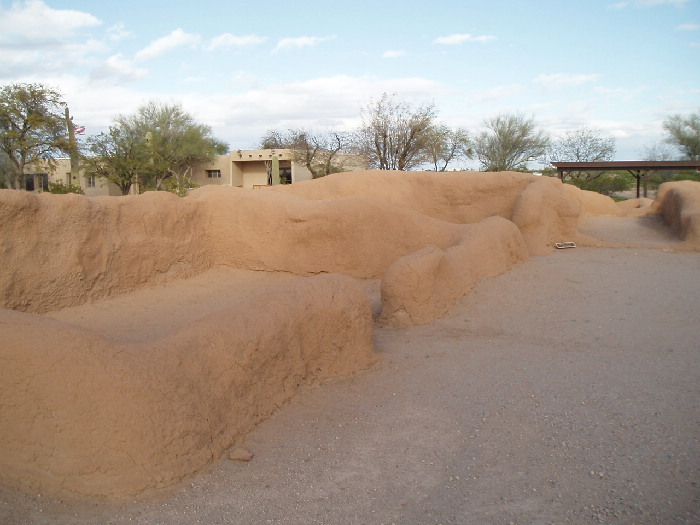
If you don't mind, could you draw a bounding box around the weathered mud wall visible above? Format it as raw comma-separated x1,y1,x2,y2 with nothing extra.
193,185,469,278
0,171,623,500
274,171,587,256
379,216,529,326
271,170,536,224
510,177,583,255
653,180,700,249
560,183,622,217
0,190,211,313
0,274,375,498
0,172,591,313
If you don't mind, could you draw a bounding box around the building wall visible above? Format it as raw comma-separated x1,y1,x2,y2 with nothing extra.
19,148,359,196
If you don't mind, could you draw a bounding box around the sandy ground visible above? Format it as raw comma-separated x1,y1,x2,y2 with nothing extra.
1,216,699,524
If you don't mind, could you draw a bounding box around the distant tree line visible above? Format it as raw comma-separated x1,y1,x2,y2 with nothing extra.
1,82,698,196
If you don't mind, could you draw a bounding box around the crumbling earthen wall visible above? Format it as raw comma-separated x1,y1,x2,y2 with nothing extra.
653,180,700,249
193,185,470,278
271,170,535,224
0,190,211,313
379,216,529,326
1,171,669,500
0,274,375,498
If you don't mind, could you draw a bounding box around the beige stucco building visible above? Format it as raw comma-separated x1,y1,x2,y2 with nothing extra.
19,149,367,196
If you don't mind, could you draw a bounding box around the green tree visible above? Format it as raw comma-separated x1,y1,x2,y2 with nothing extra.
424,125,472,171
567,172,633,196
356,93,437,171
641,142,699,189
474,113,549,172
83,125,153,195
122,102,228,192
0,83,68,189
549,127,616,182
84,102,227,196
662,111,700,160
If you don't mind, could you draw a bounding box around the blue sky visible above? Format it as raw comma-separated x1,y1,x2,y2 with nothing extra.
1,0,698,167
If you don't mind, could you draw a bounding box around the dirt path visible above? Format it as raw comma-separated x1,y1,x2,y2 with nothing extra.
2,221,699,524
578,214,686,249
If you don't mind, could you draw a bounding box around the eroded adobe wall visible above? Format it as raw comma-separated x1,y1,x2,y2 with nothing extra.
0,190,211,313
192,185,471,278
271,170,537,224
0,274,375,498
0,172,592,314
653,180,700,249
0,171,615,500
379,216,529,326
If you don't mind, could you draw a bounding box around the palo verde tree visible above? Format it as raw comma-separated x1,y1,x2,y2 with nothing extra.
124,102,228,193
83,125,153,195
259,128,351,178
356,93,437,171
662,111,700,160
85,102,227,195
473,113,549,172
0,83,69,189
549,127,616,182
424,125,472,171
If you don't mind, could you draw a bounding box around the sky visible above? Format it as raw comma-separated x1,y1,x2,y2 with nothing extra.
0,0,698,168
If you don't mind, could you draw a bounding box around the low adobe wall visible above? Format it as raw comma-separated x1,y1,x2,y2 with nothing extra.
0,171,603,499
379,216,529,326
271,170,536,224
0,190,211,313
0,172,591,313
653,180,700,249
0,274,375,498
193,185,470,278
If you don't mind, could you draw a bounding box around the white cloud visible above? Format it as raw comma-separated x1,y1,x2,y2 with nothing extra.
90,54,147,84
272,36,335,53
174,74,448,145
107,23,132,42
135,28,201,61
382,49,406,58
433,33,496,45
677,23,700,30
533,73,601,89
468,84,525,106
207,33,267,50
0,0,101,45
232,71,262,88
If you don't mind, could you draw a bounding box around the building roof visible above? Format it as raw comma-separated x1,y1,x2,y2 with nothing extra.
551,160,700,172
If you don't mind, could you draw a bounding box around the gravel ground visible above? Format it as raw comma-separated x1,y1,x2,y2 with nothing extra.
1,219,699,525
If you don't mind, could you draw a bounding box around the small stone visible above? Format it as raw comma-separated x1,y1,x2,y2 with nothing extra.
229,447,253,461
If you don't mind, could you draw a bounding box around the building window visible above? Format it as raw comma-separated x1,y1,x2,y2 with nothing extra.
37,173,48,191
206,170,221,178
87,176,96,188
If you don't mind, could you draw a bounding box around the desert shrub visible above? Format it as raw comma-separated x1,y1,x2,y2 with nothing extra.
567,172,633,196
646,170,700,190
47,181,84,195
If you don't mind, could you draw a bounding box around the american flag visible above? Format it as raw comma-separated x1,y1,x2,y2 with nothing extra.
74,125,86,135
